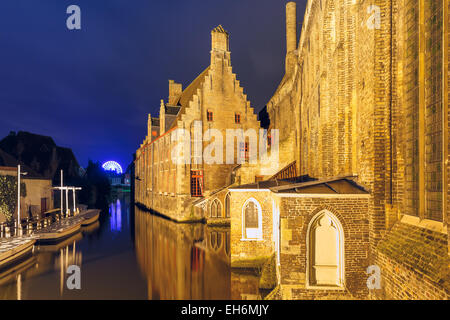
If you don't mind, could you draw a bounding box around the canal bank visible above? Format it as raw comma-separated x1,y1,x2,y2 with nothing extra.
1,194,263,300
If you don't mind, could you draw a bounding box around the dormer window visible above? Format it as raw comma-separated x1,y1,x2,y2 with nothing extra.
207,110,214,122
235,113,241,124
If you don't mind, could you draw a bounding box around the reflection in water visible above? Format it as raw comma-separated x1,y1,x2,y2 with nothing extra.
231,272,263,300
0,196,254,299
135,208,231,299
110,199,122,232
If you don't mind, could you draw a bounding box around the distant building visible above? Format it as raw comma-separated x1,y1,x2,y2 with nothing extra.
0,131,81,183
0,166,53,223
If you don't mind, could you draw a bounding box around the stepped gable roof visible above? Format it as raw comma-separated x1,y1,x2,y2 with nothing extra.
212,25,228,34
169,66,211,129
230,175,369,195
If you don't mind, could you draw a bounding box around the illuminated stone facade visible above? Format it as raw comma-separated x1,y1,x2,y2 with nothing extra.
135,0,450,299
264,0,449,299
135,26,260,222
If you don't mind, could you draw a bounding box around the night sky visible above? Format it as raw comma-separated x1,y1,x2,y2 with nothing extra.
0,0,306,169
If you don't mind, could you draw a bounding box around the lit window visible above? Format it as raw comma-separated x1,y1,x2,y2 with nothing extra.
225,193,231,218
207,110,213,122
190,170,203,197
239,142,249,161
308,211,344,287
235,113,241,124
242,198,262,240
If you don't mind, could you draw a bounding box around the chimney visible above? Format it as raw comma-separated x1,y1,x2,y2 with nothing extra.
211,25,229,52
159,100,165,134
286,2,297,54
168,80,182,105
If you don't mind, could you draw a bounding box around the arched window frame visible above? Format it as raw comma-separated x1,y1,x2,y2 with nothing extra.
306,210,345,289
225,192,231,218
241,198,263,241
210,199,222,218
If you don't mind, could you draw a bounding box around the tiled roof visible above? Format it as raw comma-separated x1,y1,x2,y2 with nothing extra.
169,67,210,129
230,175,369,195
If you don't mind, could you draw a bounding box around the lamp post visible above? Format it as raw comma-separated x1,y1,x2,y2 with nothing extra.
71,187,82,214
17,165,27,236
60,170,63,216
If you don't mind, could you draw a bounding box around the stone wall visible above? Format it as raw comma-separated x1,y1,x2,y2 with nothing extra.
278,196,370,299
229,190,274,262
0,167,53,222
267,0,449,299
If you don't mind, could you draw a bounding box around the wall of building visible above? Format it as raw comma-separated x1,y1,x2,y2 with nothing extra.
229,190,274,263
278,195,370,299
0,167,53,222
265,0,449,299
135,26,261,222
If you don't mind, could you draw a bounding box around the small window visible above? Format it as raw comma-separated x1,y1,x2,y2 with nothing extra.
225,193,231,218
239,142,249,161
207,110,213,122
242,198,262,240
235,113,241,124
308,211,344,287
190,170,203,197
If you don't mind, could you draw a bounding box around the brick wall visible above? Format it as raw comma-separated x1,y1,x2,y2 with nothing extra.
266,0,449,299
229,190,274,262
278,196,370,299
135,26,260,221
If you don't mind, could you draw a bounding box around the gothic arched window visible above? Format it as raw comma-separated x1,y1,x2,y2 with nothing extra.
242,198,262,240
225,193,231,218
210,199,222,218
308,211,344,287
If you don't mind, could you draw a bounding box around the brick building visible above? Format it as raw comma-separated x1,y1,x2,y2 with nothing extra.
229,176,371,299
0,166,53,223
135,25,261,222
135,0,449,300
244,0,449,299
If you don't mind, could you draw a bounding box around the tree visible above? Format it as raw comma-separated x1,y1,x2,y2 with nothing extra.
77,161,111,210
0,175,26,223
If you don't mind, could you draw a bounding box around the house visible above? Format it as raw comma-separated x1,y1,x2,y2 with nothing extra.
135,25,261,222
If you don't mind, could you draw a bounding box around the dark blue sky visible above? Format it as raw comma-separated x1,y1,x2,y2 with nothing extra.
0,0,306,169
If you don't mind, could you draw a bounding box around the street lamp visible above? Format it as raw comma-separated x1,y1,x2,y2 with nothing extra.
17,165,27,236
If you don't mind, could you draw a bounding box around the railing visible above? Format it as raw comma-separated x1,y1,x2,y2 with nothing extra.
0,208,77,238
269,161,297,180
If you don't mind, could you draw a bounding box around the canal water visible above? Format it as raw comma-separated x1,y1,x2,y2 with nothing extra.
0,194,236,300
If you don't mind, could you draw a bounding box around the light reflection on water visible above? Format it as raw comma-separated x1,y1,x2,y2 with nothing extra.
109,199,122,232
134,208,231,300
0,195,239,300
